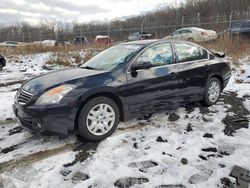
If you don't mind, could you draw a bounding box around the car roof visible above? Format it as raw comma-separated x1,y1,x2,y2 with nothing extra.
95,35,111,39
122,39,202,47
175,27,206,31
122,39,160,45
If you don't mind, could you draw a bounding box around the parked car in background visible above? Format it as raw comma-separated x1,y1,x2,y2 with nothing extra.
0,41,18,48
94,35,112,45
13,39,231,141
55,40,70,47
228,20,250,38
128,32,155,41
40,40,56,47
73,36,88,46
0,54,6,70
164,27,217,42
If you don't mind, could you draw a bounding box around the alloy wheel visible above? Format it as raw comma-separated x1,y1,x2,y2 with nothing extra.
208,81,220,103
86,103,116,136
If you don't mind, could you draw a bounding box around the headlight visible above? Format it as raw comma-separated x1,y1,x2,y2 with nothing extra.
35,85,76,105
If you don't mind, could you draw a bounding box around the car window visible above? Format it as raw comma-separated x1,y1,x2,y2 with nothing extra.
182,29,192,34
242,22,250,29
173,30,181,35
175,43,208,63
81,44,142,70
135,43,174,67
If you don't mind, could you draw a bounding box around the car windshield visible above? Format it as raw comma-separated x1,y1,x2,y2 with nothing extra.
80,44,142,70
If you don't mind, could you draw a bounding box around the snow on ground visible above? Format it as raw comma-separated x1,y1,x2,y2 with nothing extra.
0,92,16,120
0,54,249,188
0,53,51,84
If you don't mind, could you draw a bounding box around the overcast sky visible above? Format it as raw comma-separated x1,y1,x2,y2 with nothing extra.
0,0,179,25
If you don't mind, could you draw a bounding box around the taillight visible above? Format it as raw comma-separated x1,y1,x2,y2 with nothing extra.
201,32,208,36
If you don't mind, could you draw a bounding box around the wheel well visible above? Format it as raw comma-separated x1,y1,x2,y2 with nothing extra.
210,75,224,91
74,92,125,131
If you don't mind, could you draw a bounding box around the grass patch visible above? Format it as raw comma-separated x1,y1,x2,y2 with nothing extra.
200,37,250,63
0,44,106,56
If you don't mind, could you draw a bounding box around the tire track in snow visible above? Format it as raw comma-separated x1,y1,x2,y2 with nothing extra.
0,143,74,174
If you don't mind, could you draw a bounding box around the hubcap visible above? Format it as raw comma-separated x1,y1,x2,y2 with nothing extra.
208,81,220,103
86,103,115,136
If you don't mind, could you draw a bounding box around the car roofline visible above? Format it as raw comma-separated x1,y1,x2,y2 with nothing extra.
120,39,204,48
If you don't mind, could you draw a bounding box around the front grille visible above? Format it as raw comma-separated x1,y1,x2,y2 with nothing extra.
17,89,34,105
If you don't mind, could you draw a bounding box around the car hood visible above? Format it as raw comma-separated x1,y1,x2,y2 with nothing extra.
22,68,108,94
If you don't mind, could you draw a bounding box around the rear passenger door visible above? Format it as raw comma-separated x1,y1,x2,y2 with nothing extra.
173,42,210,103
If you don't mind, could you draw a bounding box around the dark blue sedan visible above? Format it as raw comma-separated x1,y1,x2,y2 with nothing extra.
13,40,231,141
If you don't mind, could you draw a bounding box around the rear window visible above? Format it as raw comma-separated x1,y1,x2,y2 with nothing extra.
175,43,208,62
242,22,250,29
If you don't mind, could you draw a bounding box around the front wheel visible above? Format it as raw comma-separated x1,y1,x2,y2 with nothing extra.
78,97,120,141
203,77,222,106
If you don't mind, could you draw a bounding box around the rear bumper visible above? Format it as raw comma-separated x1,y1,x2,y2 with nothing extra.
12,102,77,136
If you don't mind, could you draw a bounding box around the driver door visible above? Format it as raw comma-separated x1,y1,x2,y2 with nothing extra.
126,42,180,114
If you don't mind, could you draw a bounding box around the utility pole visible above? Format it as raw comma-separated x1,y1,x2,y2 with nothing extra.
141,18,144,39
181,15,184,29
181,15,184,39
228,11,233,39
197,13,200,26
107,24,110,36
39,30,42,43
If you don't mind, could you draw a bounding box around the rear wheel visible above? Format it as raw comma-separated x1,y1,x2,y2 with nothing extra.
203,77,221,106
78,97,120,141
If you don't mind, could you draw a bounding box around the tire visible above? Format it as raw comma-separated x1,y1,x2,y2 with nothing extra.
78,96,120,141
0,63,3,70
203,77,222,106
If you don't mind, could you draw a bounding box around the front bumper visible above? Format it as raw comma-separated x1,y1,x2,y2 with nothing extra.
12,102,77,136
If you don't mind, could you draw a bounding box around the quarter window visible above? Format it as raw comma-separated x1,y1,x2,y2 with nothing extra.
174,43,208,63
136,43,174,67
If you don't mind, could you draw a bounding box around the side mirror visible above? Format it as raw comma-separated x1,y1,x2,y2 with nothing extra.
131,61,152,71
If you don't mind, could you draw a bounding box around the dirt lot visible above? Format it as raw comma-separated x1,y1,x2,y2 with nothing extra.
0,53,250,188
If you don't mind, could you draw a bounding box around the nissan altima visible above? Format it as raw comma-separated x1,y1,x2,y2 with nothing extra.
13,40,231,141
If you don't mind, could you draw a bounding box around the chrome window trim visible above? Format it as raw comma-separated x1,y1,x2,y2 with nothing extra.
126,41,211,74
